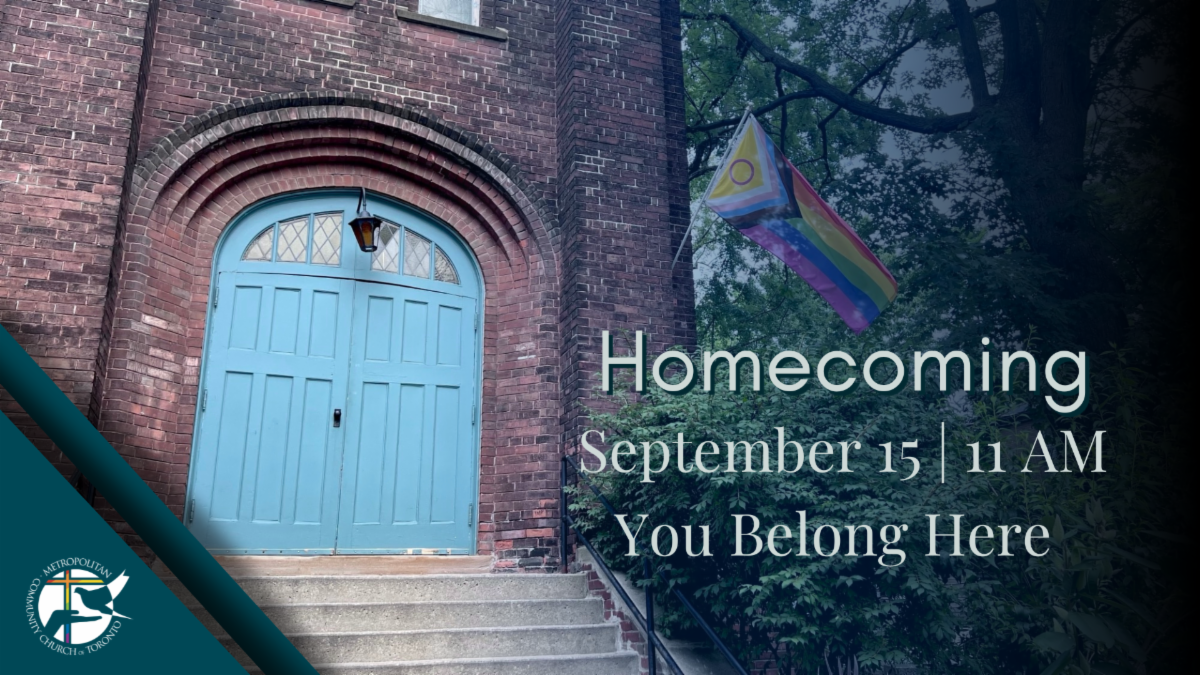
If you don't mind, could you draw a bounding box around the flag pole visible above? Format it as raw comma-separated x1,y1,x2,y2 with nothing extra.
671,106,754,270
669,208,704,271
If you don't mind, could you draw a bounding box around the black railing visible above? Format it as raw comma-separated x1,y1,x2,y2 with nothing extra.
560,454,750,675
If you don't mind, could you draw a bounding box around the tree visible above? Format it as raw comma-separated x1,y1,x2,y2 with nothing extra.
682,0,1182,352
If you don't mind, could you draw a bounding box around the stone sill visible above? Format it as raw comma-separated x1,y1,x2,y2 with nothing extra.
395,8,509,41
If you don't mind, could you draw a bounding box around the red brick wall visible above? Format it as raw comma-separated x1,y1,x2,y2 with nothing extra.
0,0,151,469
137,0,559,181
2,0,695,568
554,0,696,442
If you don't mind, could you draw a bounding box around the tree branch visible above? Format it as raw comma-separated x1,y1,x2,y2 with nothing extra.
1090,0,1168,90
688,136,719,180
687,89,821,134
775,67,788,155
689,166,716,183
848,24,923,97
701,45,750,117
817,111,834,183
685,5,997,138
683,11,978,134
947,0,992,105
995,0,1041,100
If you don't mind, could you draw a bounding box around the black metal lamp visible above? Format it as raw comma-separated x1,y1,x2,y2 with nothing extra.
348,188,383,252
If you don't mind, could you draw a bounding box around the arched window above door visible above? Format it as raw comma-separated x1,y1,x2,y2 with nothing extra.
241,211,460,286
226,192,472,293
242,212,345,266
371,221,459,285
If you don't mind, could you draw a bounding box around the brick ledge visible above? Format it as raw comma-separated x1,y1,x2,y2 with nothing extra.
395,8,509,41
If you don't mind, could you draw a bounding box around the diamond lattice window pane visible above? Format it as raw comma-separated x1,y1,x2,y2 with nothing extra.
434,246,459,284
404,230,432,278
242,226,274,261
276,217,309,263
372,221,401,273
311,212,342,266
418,0,476,25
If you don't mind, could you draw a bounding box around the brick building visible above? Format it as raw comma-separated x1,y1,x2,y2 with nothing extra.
1,0,694,570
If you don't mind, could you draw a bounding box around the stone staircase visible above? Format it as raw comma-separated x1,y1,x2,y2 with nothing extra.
159,557,639,675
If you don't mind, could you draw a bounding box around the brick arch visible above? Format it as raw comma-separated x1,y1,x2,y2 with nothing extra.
128,97,555,271
94,102,563,564
130,92,556,259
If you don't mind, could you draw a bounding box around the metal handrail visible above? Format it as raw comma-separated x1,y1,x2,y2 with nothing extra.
565,508,680,674
561,454,751,675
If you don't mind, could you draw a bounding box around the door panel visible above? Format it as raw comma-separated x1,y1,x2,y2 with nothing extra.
429,385,462,524
209,371,253,522
189,272,354,554
294,378,336,524
392,384,425,524
251,374,294,522
189,193,483,556
337,282,477,553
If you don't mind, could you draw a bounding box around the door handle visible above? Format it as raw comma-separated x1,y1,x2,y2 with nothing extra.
333,409,342,427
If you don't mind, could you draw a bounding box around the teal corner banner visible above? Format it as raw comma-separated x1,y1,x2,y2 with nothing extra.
0,326,317,675
0,411,247,674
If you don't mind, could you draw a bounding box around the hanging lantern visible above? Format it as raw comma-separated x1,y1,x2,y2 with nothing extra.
348,187,383,253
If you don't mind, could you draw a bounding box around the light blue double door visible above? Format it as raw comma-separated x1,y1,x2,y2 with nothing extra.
187,192,480,554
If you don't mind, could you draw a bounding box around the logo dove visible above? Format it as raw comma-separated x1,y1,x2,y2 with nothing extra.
74,570,132,620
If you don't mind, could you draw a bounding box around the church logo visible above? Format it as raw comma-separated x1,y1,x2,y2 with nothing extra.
26,557,132,656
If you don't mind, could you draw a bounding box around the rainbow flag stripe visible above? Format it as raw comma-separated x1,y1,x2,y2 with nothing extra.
704,115,898,333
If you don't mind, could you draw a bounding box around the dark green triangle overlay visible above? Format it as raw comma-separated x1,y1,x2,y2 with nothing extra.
0,326,318,675
0,411,246,674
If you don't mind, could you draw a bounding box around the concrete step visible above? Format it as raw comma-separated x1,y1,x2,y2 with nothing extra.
164,569,634,674
244,653,640,675
153,555,493,578
196,598,605,634
214,555,493,576
166,574,587,607
222,624,621,665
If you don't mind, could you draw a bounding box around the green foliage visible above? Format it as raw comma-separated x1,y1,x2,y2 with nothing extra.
573,347,1183,673
574,3,1186,669
683,0,1186,353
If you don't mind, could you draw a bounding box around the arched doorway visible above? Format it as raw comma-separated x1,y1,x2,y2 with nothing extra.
185,190,482,554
